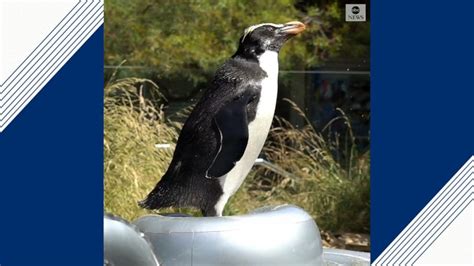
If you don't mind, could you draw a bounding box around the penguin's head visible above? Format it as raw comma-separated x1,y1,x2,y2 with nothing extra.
236,21,305,57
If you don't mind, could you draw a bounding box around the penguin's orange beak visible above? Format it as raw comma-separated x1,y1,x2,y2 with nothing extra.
280,21,306,35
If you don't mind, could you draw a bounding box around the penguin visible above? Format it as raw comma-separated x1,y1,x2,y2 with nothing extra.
139,21,306,216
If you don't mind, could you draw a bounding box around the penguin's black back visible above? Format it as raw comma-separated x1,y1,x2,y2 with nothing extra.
139,56,266,216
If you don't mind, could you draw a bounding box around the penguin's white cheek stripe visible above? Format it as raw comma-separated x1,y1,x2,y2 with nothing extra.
214,51,279,215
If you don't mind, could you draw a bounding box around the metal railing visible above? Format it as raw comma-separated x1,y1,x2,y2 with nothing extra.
155,144,300,180
104,65,370,75
254,158,300,180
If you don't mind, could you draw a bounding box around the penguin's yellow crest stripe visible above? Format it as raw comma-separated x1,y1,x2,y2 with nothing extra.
241,23,283,43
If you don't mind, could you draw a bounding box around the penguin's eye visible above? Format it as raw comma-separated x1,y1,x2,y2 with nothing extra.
267,27,274,31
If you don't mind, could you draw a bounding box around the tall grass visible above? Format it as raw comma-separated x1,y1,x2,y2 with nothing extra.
104,78,370,234
104,78,178,219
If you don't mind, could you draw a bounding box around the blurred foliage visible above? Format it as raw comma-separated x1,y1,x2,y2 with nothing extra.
105,0,369,85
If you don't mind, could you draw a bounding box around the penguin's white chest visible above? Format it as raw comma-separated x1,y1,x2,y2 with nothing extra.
215,51,279,214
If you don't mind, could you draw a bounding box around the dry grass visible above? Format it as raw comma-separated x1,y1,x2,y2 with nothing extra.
104,78,370,234
104,77,178,220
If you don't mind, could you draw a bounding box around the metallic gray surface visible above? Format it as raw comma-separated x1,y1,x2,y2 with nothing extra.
104,214,159,266
323,248,370,266
134,204,323,265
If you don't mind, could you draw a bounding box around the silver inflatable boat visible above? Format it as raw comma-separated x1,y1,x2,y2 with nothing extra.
104,205,369,265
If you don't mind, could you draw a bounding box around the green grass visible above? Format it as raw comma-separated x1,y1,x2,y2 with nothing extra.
104,78,370,234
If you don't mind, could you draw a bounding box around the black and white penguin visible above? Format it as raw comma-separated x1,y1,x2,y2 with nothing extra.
139,21,306,216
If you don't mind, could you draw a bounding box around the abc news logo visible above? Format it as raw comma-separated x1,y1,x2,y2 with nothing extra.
346,4,366,22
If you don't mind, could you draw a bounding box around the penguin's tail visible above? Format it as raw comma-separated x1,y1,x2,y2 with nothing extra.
138,181,174,210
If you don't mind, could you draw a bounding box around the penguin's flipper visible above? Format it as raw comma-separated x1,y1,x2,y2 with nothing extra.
205,96,250,178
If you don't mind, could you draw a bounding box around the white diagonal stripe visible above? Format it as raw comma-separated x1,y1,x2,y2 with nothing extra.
0,0,103,132
373,156,473,265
